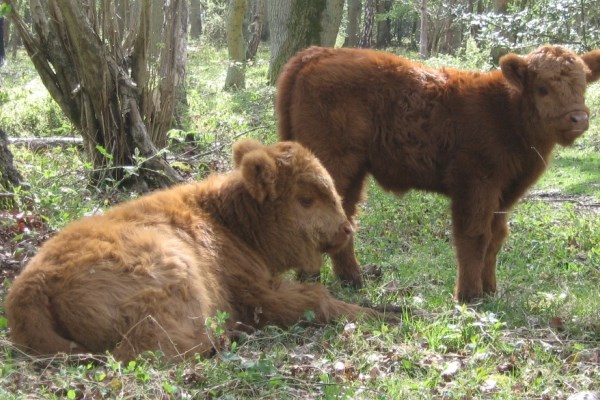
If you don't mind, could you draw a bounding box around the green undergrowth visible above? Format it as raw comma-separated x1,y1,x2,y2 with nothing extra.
0,45,599,399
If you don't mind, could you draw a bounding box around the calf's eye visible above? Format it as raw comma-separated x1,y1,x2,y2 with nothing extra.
537,86,549,96
298,197,315,208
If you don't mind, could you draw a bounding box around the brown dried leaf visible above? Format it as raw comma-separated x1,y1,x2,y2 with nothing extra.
549,316,565,331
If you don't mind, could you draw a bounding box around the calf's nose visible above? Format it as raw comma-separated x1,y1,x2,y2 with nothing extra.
568,110,589,130
341,221,353,235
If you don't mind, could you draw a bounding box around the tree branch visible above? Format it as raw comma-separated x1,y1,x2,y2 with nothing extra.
127,98,184,188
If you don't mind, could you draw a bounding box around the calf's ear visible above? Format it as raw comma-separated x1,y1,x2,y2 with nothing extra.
240,149,277,204
233,139,264,168
580,49,600,83
500,53,528,92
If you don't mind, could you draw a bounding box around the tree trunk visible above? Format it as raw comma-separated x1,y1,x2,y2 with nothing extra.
260,0,269,41
224,0,247,90
0,17,5,66
3,0,22,58
440,0,458,54
5,0,185,188
359,0,375,48
267,0,344,84
0,128,23,207
190,0,202,39
155,0,189,139
375,0,392,48
419,0,428,59
494,0,509,13
320,0,344,47
345,0,361,47
246,0,264,60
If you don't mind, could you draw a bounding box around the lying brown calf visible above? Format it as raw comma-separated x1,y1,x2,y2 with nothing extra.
276,45,600,301
6,139,379,361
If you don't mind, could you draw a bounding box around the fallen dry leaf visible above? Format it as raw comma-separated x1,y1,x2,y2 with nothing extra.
549,316,565,331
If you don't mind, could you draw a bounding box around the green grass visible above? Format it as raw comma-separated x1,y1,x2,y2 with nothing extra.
1,44,599,399
0,55,73,138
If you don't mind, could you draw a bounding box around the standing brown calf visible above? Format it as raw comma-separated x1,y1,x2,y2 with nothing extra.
6,139,380,361
276,45,600,301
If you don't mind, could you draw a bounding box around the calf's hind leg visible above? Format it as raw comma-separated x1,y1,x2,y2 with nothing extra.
482,212,509,295
112,314,215,362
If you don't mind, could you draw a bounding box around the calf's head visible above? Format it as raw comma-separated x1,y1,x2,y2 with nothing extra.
232,139,352,274
500,45,600,146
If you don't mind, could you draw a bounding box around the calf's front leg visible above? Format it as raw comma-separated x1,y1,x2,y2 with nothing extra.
242,281,378,327
451,190,498,302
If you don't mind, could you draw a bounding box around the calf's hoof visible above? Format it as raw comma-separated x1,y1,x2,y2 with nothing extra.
455,286,497,303
454,285,483,303
339,273,364,289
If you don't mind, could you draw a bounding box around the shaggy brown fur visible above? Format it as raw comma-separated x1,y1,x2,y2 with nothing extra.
276,45,600,302
5,139,379,361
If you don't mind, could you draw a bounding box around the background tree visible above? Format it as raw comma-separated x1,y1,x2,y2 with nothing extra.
245,0,265,60
359,0,375,48
4,0,23,58
267,0,344,84
158,0,190,133
419,0,428,58
344,0,362,47
0,128,23,204
0,16,5,66
376,0,392,48
224,0,247,90
5,0,186,187
190,0,203,39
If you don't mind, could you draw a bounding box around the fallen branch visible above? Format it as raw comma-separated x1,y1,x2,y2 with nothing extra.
8,137,83,150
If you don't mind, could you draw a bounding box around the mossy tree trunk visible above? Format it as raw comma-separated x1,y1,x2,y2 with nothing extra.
5,0,186,188
267,0,344,84
344,0,362,47
224,0,247,90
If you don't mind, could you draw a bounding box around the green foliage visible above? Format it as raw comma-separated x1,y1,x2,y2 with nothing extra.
205,310,230,338
462,0,600,53
201,0,229,47
0,56,73,137
427,36,493,70
367,0,600,56
0,3,11,17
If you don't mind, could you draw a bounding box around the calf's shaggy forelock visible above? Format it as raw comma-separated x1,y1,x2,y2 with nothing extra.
6,139,377,361
276,45,600,301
